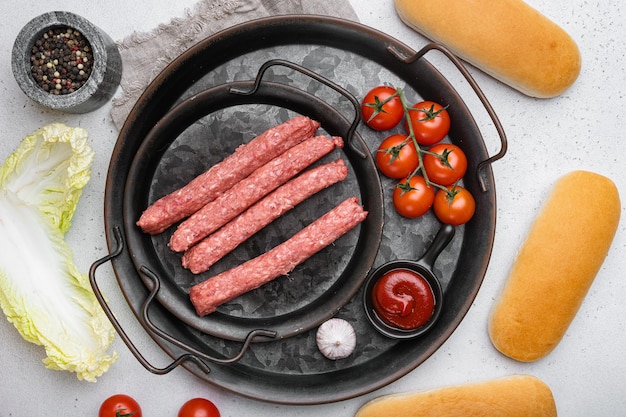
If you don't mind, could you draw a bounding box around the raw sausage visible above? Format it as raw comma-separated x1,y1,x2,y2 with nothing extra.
182,158,349,273
136,116,320,234
169,135,343,252
189,197,367,316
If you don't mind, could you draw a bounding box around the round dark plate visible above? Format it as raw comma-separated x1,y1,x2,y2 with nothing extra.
124,78,384,341
103,15,504,405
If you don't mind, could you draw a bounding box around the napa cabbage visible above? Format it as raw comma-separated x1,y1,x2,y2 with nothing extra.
0,123,117,382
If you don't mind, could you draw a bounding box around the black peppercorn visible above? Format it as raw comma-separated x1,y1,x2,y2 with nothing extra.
30,26,93,95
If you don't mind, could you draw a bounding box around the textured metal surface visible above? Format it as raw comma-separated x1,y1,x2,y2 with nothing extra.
104,15,503,405
125,77,383,341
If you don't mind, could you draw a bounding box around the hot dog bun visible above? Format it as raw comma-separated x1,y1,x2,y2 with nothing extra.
354,374,556,417
489,171,620,362
393,0,581,98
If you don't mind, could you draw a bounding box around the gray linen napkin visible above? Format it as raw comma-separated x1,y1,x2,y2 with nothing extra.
110,0,359,129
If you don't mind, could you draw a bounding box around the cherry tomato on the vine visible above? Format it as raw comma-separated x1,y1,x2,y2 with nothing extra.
99,394,142,417
392,175,435,218
423,143,468,186
361,86,404,131
433,185,475,226
178,398,221,417
375,134,419,179
405,100,451,145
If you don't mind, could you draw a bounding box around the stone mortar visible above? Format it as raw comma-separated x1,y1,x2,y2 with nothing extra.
11,11,122,114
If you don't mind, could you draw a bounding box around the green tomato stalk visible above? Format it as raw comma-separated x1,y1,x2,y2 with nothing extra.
375,87,458,196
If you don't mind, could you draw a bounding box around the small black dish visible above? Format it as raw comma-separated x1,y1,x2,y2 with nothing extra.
363,224,456,339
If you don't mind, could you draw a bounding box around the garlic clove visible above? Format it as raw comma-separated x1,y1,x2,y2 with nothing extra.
316,318,357,360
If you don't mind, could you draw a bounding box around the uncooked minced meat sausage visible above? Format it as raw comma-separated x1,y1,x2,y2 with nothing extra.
182,158,349,273
168,135,344,252
136,116,320,234
188,197,367,316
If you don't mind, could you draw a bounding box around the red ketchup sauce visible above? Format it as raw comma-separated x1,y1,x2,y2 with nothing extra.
372,268,435,330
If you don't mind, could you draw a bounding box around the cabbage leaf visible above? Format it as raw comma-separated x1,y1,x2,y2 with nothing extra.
0,123,117,382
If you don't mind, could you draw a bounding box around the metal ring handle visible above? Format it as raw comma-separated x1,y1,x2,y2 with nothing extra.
229,58,367,158
138,265,277,365
89,226,210,375
388,42,508,192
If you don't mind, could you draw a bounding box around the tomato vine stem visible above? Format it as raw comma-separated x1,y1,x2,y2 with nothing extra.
394,88,451,194
371,87,463,198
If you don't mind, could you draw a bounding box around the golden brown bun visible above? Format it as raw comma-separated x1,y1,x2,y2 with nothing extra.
354,374,556,417
489,171,620,362
393,0,581,98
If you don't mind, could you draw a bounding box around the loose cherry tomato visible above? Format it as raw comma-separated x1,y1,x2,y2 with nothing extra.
99,394,142,417
392,175,435,218
178,398,221,417
433,185,475,225
361,86,404,130
423,143,468,186
405,101,451,145
375,134,419,179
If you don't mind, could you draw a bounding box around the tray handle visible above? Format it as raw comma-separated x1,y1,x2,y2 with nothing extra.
89,226,210,375
229,58,367,159
137,264,277,364
388,42,508,192
89,226,275,374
